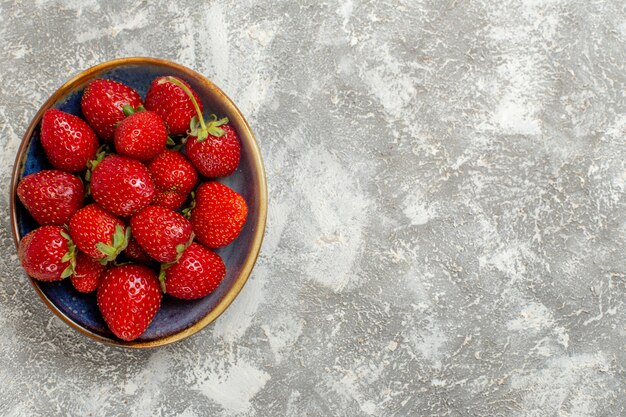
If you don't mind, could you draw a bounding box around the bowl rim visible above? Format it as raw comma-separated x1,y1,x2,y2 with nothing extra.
9,57,268,349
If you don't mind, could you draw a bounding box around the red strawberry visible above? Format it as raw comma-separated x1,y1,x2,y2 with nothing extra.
69,204,129,263
152,191,188,211
186,121,241,177
17,170,84,226
90,155,155,217
97,264,162,341
144,76,203,135
40,109,99,173
70,251,106,293
190,182,248,248
114,110,167,161
124,237,152,263
147,150,198,210
161,242,226,299
130,205,193,263
81,79,143,141
18,226,74,281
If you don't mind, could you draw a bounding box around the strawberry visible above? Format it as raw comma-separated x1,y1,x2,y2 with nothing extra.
18,226,75,281
81,79,143,141
144,76,203,135
124,237,152,263
69,204,129,263
114,110,167,161
147,150,197,210
186,121,241,178
17,170,84,226
152,191,188,211
90,155,155,217
97,264,162,341
190,182,248,248
40,109,99,173
130,205,193,263
70,251,106,293
161,242,226,299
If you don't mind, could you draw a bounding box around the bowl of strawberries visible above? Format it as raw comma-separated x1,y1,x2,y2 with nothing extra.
10,57,267,347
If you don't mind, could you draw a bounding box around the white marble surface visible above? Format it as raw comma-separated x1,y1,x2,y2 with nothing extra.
0,0,625,415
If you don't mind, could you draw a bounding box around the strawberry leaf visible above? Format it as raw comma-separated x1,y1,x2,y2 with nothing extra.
196,114,229,141
112,226,123,249
61,231,77,271
85,145,110,183
188,116,206,141
158,265,168,293
60,265,74,279
96,225,131,264
181,191,196,218
96,242,117,257
124,226,131,245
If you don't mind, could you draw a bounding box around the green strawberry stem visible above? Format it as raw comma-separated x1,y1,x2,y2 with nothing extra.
158,76,228,142
60,230,77,279
167,136,186,151
85,145,110,182
175,232,195,262
158,265,168,293
181,191,196,219
95,225,131,265
157,232,196,293
122,104,145,117
84,145,110,198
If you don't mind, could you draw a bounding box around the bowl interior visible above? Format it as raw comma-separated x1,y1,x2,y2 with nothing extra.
14,61,264,345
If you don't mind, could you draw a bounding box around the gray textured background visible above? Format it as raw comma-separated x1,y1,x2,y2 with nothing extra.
1,0,625,416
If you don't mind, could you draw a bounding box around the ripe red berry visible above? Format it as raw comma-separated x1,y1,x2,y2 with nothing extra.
186,122,241,177
130,206,193,263
151,191,188,211
97,264,162,341
144,76,203,135
18,226,74,281
162,242,226,299
124,237,152,263
146,150,197,210
90,155,155,217
114,110,167,161
81,79,143,141
69,204,129,263
70,251,106,293
190,182,248,248
40,109,99,173
17,170,84,226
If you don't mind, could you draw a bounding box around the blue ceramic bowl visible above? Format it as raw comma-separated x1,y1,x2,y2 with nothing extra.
10,58,267,348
